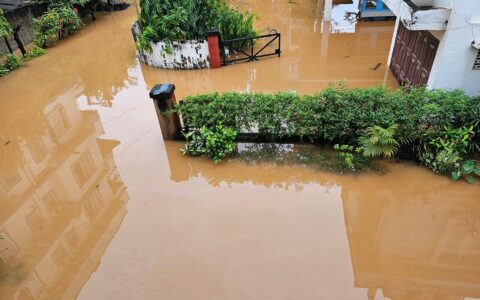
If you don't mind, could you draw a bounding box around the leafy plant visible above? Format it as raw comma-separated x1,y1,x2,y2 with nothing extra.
0,65,8,76
0,8,12,39
33,6,82,48
451,160,480,183
33,9,61,48
182,124,237,163
333,144,370,172
4,54,21,71
137,0,257,52
359,125,399,158
420,146,462,174
173,85,480,178
423,125,474,154
24,47,47,60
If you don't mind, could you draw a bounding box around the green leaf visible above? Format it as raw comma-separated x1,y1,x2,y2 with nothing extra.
451,171,461,181
466,175,475,184
461,160,475,174
475,166,480,177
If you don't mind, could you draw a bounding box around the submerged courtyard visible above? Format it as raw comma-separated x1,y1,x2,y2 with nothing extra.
0,1,479,299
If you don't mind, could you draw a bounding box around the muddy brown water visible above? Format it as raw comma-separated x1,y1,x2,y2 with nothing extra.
0,1,479,299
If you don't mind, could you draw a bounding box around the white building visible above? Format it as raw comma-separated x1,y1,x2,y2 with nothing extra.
324,0,480,96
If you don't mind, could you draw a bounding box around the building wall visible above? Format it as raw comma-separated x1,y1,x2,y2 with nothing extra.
427,0,480,95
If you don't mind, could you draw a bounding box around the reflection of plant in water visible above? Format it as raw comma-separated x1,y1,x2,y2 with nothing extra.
237,143,381,174
182,124,237,163
0,264,27,286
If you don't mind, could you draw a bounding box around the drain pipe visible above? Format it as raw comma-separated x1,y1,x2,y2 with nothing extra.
149,83,182,140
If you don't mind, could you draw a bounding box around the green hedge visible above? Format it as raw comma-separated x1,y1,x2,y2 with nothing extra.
175,84,480,146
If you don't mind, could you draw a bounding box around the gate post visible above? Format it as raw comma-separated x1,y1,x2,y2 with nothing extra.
207,29,222,68
149,83,182,140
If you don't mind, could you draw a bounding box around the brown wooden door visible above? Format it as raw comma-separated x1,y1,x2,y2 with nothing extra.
390,23,439,86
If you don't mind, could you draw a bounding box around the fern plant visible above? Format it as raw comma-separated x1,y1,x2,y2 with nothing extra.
359,125,399,158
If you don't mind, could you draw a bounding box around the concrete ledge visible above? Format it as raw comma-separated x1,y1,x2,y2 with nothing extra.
383,0,451,30
131,22,210,70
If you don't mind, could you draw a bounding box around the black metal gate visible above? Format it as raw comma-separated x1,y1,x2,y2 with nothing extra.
221,32,281,65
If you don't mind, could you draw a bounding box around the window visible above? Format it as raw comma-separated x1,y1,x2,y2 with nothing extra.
71,151,95,187
27,138,47,163
52,243,69,267
83,190,104,221
46,105,70,138
365,0,378,9
42,189,61,216
0,170,21,191
26,207,47,233
473,49,480,71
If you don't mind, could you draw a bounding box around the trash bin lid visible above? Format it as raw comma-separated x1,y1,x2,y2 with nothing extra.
149,83,175,100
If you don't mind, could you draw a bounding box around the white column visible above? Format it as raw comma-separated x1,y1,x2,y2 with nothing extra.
323,0,332,22
386,18,400,66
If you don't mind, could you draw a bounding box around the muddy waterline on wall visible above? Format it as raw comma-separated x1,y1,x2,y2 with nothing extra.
0,1,478,300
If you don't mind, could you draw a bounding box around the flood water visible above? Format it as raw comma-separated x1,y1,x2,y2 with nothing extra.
0,1,479,299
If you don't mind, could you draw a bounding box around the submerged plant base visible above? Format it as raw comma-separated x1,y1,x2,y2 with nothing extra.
235,143,385,174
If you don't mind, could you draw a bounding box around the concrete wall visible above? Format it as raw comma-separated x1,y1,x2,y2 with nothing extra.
427,0,480,96
0,3,47,55
131,22,210,70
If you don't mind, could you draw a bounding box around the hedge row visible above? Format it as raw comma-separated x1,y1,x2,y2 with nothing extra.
175,84,480,148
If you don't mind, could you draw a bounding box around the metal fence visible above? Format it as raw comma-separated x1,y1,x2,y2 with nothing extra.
221,31,281,66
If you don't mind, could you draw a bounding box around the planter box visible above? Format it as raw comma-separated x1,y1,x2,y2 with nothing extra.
131,22,210,70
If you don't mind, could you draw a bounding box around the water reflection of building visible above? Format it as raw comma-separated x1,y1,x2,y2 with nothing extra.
342,180,480,300
0,85,129,299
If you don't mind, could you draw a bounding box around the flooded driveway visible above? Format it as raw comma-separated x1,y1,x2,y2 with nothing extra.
0,1,478,299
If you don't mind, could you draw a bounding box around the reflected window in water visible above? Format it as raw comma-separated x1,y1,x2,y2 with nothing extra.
41,190,61,217
26,207,47,233
27,138,48,163
83,190,104,221
52,243,70,267
46,105,70,138
0,170,21,191
71,151,95,188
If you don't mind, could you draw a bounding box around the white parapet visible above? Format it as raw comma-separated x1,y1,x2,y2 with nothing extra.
383,0,451,30
131,22,211,70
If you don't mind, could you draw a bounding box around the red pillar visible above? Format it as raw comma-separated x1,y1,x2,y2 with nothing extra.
207,30,222,69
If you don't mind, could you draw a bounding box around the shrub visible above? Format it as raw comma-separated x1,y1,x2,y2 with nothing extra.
4,54,21,70
0,64,9,76
0,54,21,76
137,0,256,52
333,144,370,172
34,6,81,48
34,9,61,48
24,46,47,60
175,85,479,144
451,160,480,183
181,124,237,163
173,85,480,176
